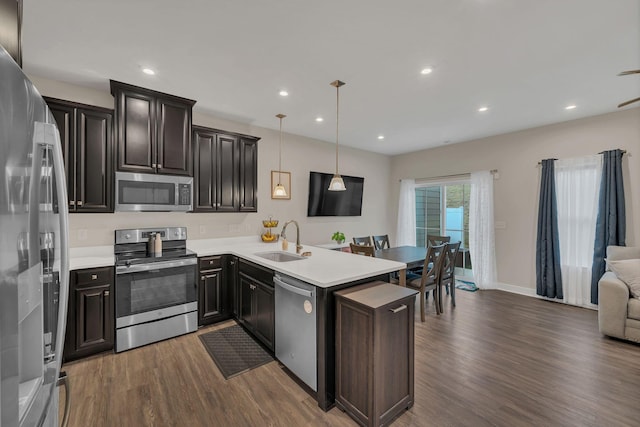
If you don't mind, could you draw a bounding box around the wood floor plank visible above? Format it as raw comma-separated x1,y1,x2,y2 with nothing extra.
60,290,640,426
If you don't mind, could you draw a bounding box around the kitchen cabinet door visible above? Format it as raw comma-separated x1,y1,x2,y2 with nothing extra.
238,137,258,212
75,283,112,351
115,88,156,174
156,97,192,176
253,280,274,350
193,127,216,211
75,108,113,212
216,134,240,211
239,274,255,330
47,101,75,207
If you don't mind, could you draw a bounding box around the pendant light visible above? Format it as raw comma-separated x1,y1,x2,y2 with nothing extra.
273,113,288,198
328,80,347,191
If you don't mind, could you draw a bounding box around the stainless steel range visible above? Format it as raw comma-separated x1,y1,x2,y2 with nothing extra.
114,227,197,352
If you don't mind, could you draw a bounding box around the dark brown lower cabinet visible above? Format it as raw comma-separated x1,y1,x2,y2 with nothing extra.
335,282,418,427
198,255,232,326
64,267,114,362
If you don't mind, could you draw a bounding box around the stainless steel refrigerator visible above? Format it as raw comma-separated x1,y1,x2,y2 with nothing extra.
0,46,70,426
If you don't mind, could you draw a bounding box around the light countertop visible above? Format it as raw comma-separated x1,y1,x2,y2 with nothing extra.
68,237,406,288
69,246,114,270
189,237,405,288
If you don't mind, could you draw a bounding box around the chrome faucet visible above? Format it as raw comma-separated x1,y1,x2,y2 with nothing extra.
281,220,303,254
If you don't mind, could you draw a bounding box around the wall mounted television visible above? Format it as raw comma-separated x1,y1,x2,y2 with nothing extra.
307,171,364,217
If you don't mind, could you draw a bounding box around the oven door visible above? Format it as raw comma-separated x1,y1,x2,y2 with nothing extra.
115,258,197,327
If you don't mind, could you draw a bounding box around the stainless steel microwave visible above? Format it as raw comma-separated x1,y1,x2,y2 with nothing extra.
115,172,193,212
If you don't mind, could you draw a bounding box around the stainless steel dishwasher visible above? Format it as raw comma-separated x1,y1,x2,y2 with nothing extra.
274,273,317,391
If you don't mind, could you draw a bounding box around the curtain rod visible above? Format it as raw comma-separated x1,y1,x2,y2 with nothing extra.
402,169,498,182
537,150,627,165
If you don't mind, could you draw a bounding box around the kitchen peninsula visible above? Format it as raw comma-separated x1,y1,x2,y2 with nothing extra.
68,236,406,410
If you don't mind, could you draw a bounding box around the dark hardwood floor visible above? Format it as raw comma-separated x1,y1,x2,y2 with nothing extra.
59,290,640,426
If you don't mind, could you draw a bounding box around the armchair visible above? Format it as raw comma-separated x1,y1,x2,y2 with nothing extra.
598,246,640,343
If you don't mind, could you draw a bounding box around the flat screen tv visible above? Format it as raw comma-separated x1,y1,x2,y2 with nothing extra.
307,171,364,217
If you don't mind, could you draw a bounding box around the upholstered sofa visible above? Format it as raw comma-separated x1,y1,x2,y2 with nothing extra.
598,246,640,343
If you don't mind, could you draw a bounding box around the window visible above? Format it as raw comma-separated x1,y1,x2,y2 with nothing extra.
415,182,470,248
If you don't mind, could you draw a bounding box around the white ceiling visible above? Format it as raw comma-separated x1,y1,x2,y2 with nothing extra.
22,0,640,156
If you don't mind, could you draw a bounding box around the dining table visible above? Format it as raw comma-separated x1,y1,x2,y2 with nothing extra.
374,245,427,287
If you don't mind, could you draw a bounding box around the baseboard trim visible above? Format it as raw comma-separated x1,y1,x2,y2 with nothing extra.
494,282,597,311
495,282,537,297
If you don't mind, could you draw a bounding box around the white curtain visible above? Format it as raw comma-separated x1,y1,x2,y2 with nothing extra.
555,155,602,308
469,171,497,289
396,179,416,246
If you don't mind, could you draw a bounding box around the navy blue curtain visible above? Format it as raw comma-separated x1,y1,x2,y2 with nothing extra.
536,159,563,298
591,149,626,304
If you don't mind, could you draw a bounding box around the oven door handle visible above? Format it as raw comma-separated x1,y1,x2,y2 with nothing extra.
116,258,197,275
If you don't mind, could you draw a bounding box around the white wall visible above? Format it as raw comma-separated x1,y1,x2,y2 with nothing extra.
29,76,392,248
389,109,640,294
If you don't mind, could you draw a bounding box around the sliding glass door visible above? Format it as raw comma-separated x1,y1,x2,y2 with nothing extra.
415,182,470,248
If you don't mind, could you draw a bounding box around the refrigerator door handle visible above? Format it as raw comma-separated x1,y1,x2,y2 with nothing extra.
57,371,71,427
35,121,70,372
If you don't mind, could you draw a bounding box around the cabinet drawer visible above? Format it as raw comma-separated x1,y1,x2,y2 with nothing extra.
74,267,113,286
199,256,222,270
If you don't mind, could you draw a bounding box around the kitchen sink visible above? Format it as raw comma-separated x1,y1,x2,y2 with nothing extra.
255,251,306,262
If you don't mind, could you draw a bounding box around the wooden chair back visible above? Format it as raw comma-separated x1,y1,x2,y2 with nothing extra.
372,234,390,250
440,242,461,283
427,235,451,247
350,243,375,257
407,243,446,321
352,236,373,246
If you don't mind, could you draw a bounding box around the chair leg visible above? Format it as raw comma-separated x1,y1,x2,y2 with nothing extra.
419,290,426,322
450,280,456,307
437,285,443,314
445,283,450,295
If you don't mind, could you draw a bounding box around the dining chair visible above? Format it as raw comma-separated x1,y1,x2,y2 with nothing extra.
406,243,446,322
353,236,373,246
372,234,390,250
438,242,461,311
349,243,375,257
427,234,451,247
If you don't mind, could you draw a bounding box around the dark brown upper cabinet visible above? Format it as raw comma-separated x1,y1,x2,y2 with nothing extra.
192,126,259,213
110,80,195,176
46,97,114,213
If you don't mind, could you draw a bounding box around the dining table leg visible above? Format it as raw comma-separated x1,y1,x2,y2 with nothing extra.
398,268,406,287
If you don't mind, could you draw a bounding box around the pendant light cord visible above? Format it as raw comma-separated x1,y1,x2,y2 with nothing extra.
335,84,340,174
278,116,283,183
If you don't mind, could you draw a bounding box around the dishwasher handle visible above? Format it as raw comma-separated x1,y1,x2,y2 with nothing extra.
274,276,314,298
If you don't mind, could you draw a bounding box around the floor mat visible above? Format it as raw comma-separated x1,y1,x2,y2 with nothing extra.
455,279,478,292
199,324,273,379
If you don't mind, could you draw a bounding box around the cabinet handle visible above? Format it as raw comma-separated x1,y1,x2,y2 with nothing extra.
389,304,407,314
69,200,75,206
230,261,235,265
201,276,205,281
104,291,110,296
241,203,244,208
152,163,157,168
91,274,97,280
157,164,162,168
77,201,83,206
209,260,214,265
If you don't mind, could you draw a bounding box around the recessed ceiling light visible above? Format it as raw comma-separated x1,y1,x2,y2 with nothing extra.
142,68,156,75
478,106,489,112
377,135,384,140
315,117,324,122
420,67,433,75
565,104,577,110
279,90,289,97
